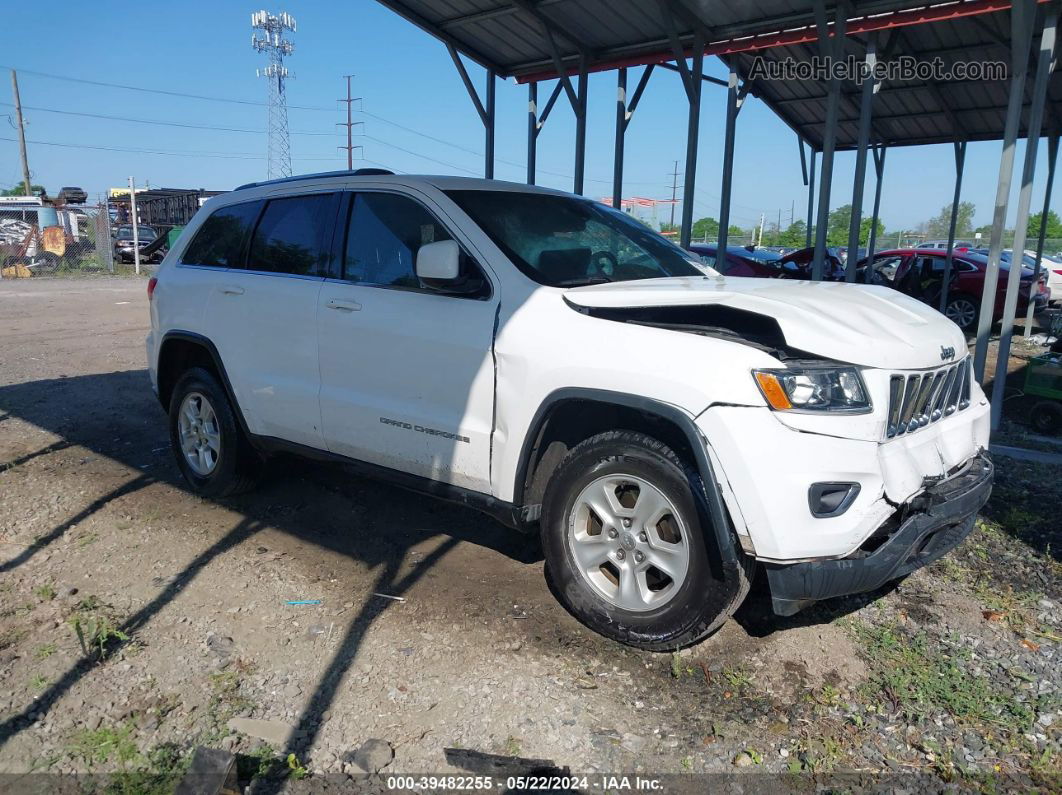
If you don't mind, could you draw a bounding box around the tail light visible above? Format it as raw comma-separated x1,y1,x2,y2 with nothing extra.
147,277,157,300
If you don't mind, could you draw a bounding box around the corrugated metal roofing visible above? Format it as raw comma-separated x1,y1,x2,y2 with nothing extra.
376,0,1061,150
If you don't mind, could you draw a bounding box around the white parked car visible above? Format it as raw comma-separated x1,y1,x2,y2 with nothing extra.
146,172,993,650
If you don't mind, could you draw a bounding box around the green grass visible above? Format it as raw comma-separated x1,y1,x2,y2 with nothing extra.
68,724,186,794
851,622,1036,733
34,583,56,601
34,643,57,660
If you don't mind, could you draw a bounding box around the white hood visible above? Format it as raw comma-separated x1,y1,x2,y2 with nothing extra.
564,276,968,370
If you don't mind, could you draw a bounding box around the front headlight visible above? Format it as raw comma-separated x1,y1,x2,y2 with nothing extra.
753,366,870,413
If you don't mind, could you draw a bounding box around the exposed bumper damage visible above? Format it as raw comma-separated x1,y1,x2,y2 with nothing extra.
765,453,993,615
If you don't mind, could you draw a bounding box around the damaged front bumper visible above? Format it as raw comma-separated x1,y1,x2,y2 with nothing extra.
764,452,993,616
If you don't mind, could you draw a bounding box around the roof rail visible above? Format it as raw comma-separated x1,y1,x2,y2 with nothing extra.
234,168,395,191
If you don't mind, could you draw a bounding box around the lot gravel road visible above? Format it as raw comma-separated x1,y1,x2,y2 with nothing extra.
0,278,1059,791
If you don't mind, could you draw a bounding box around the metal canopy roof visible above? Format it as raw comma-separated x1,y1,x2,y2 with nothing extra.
377,0,1060,150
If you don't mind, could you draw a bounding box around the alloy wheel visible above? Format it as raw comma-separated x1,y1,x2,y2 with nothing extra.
566,474,690,612
177,391,221,476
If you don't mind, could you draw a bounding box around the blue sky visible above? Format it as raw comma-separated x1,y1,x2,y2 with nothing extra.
1,0,1056,233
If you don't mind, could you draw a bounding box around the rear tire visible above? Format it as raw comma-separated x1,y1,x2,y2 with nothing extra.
168,367,260,497
541,430,751,651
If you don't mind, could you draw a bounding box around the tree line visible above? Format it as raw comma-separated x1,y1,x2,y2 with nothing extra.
687,201,1060,249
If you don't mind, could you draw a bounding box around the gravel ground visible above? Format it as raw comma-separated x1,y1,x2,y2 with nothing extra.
0,277,1058,792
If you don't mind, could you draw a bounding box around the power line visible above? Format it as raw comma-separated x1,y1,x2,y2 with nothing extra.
0,136,338,161
362,135,481,175
361,108,664,187
0,65,333,111
0,102,333,136
2,64,668,191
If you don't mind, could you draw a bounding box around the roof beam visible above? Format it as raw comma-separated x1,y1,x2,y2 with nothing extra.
511,0,593,59
373,0,502,73
439,0,566,31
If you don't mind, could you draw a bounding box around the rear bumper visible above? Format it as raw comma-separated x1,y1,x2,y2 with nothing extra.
765,452,993,616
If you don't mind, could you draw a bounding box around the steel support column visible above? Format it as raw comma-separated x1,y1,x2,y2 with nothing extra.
939,141,968,312
611,65,655,212
485,69,495,179
990,5,1057,428
613,69,627,209
447,45,495,179
973,0,1037,382
812,0,848,280
574,54,589,195
866,144,887,273
716,63,740,256
845,34,877,281
805,148,817,248
527,83,537,184
527,80,564,187
1025,133,1059,335
679,38,704,247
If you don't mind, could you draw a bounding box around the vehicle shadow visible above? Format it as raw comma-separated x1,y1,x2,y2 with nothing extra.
0,369,540,755
731,571,901,639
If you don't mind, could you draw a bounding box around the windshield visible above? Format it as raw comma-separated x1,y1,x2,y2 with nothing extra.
117,226,155,241
446,189,708,287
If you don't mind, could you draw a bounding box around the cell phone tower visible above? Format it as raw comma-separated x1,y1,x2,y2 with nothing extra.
251,10,296,179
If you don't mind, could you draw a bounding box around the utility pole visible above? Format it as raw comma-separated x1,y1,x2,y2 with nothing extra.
757,213,765,247
10,70,32,197
669,160,679,228
338,74,362,170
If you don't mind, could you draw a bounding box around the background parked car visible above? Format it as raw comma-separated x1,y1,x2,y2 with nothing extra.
113,225,160,264
856,248,1049,332
687,244,782,277
777,246,846,280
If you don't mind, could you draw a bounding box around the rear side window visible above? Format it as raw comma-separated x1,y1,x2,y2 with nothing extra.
344,192,454,287
181,201,261,268
248,193,334,276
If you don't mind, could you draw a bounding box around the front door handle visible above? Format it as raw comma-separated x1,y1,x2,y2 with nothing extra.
326,299,362,312
219,285,245,295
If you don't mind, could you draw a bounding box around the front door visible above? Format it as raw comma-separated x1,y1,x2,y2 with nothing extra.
317,190,497,493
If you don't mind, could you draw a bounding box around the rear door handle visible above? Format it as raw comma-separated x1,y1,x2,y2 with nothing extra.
326,299,361,312
219,285,244,295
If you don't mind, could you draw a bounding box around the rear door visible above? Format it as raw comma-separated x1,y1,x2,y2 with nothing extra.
316,189,497,492
208,191,339,449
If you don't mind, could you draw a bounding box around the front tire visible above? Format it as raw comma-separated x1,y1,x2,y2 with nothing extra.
944,293,979,333
168,367,260,497
541,431,750,650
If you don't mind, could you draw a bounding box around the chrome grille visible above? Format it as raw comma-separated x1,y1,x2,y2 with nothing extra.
886,358,971,438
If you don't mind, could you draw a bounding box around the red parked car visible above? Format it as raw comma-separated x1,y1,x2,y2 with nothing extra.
687,244,781,277
856,248,1050,332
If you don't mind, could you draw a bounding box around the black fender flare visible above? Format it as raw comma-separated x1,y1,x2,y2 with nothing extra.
514,388,741,573
157,330,256,444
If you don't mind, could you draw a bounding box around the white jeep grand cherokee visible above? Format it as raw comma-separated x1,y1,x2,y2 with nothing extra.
146,171,992,650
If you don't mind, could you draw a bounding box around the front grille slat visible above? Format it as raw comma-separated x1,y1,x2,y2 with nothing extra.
885,358,971,439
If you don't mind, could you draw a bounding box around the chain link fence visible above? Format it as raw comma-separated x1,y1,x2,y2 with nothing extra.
0,200,177,280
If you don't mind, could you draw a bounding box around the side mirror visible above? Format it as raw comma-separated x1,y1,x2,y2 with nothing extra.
416,240,460,282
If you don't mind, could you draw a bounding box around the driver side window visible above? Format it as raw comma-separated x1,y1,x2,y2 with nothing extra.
343,192,488,296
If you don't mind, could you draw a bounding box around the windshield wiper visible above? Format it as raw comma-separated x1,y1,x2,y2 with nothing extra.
553,276,614,287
